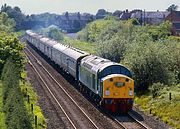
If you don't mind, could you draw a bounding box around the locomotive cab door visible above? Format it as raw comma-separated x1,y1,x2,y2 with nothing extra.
67,59,69,73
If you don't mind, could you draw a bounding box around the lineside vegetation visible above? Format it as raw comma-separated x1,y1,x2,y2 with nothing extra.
76,17,180,128
0,12,46,129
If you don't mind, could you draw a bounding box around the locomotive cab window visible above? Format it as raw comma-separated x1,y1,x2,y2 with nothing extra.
114,82,125,87
109,78,113,82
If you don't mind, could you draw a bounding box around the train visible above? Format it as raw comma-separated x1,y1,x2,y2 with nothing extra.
25,30,134,113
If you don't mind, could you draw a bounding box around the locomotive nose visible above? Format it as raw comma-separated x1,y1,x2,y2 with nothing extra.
101,74,134,113
102,75,134,99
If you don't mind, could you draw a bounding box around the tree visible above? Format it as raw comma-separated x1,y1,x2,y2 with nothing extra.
122,41,178,93
167,4,178,12
0,32,24,76
96,9,107,19
37,25,64,41
1,4,26,30
48,28,64,40
2,59,33,129
113,10,122,17
0,12,15,32
13,6,21,13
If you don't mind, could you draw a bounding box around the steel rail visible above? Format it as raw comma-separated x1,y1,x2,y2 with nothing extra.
128,112,150,129
25,53,77,129
25,47,99,129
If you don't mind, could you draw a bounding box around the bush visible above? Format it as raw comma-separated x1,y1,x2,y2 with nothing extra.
4,89,32,129
0,32,24,76
77,19,113,42
1,59,32,129
97,33,127,62
37,25,64,41
149,83,165,98
122,42,174,92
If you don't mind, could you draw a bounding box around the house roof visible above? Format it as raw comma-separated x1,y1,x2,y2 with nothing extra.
131,11,170,19
120,12,132,20
57,14,91,21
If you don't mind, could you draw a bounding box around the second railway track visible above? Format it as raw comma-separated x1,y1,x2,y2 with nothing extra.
24,47,99,129
114,112,150,129
24,44,151,129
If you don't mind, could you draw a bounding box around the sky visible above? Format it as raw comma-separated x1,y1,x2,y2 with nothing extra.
0,0,180,15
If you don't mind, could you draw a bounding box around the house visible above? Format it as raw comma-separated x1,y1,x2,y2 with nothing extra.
131,11,170,25
165,11,180,35
119,10,132,20
57,12,93,33
119,9,180,35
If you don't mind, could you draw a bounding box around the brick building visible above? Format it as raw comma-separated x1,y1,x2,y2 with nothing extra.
165,11,180,35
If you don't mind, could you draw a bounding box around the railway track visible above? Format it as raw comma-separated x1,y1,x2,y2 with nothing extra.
24,47,99,129
24,44,151,129
113,112,150,129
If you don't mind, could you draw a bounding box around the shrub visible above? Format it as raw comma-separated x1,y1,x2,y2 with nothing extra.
37,25,64,41
0,32,24,76
77,19,113,42
1,59,32,129
149,83,165,98
122,42,173,92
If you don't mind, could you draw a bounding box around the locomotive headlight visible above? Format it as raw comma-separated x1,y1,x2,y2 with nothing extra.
129,90,133,96
105,90,110,96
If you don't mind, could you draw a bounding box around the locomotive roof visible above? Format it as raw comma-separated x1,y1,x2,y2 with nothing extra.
81,55,130,74
101,74,133,81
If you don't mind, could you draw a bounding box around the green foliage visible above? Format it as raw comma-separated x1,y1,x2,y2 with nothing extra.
97,20,137,62
103,15,119,21
48,28,64,41
135,84,180,128
77,19,113,42
1,4,26,30
1,59,33,129
0,12,15,32
97,33,127,62
4,89,32,129
96,9,109,19
77,19,179,93
20,81,47,128
72,15,180,129
168,36,180,42
164,41,180,83
126,18,140,25
63,36,97,54
0,81,7,129
147,21,172,41
0,32,25,76
149,83,165,98
123,42,175,91
37,25,64,41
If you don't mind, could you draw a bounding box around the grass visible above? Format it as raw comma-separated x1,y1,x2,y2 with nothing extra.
0,81,7,129
21,71,47,129
63,36,97,54
135,84,180,129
